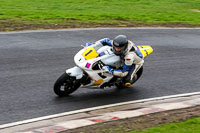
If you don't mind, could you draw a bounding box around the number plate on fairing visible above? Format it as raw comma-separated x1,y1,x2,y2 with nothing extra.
82,46,98,60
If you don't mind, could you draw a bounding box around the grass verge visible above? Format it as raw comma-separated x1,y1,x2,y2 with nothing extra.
0,0,200,31
65,106,200,133
131,117,200,133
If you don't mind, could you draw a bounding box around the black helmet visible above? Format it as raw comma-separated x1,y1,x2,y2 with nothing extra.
113,35,128,55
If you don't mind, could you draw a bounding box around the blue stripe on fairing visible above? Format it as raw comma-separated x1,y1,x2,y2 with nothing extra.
136,46,143,59
99,52,105,56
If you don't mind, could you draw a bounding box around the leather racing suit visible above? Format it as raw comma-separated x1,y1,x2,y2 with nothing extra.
87,38,144,86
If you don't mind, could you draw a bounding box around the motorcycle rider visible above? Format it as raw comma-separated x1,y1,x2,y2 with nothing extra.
86,35,144,87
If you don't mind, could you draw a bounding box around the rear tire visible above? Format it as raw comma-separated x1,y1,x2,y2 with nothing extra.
54,73,80,97
134,66,143,83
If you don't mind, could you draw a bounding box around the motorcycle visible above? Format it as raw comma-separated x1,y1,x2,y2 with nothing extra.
54,43,153,97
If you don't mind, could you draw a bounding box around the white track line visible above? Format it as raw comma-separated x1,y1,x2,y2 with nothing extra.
1,91,200,129
0,27,200,34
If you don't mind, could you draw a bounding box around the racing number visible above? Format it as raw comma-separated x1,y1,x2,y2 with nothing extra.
85,50,93,56
82,47,98,60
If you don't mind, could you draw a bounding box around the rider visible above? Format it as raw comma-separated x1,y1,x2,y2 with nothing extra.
86,35,144,86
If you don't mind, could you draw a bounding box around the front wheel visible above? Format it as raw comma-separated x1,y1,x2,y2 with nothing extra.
54,73,80,97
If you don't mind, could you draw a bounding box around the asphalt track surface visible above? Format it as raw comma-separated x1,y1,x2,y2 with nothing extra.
0,28,200,125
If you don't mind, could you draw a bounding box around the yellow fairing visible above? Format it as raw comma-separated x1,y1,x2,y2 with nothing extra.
137,46,153,58
93,79,103,85
82,46,98,60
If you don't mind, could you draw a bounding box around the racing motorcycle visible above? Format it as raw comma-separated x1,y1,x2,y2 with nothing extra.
54,43,153,97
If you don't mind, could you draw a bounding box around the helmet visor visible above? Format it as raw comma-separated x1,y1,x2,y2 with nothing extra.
113,45,127,55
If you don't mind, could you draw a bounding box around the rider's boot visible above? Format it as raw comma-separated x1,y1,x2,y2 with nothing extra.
124,74,137,87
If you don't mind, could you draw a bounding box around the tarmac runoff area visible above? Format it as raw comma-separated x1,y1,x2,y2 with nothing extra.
1,92,200,133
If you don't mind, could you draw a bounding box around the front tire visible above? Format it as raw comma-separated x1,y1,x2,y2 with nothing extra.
54,73,80,97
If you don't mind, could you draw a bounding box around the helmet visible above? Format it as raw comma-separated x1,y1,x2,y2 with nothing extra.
113,35,128,56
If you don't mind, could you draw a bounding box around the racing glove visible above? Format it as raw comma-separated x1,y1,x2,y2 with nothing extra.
102,66,114,75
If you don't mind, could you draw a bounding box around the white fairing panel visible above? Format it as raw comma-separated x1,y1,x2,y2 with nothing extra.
72,45,121,84
97,45,111,53
66,66,83,79
97,46,121,68
101,55,121,68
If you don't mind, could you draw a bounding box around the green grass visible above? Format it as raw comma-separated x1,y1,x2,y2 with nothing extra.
0,0,200,31
131,117,200,133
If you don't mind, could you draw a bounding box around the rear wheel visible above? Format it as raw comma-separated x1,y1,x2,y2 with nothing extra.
133,66,143,84
54,73,80,97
